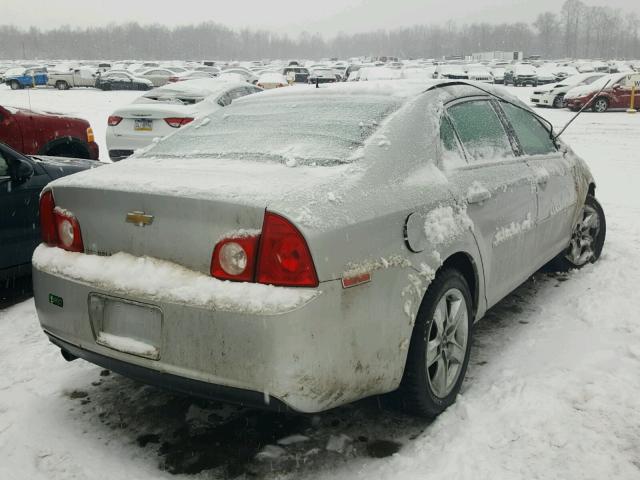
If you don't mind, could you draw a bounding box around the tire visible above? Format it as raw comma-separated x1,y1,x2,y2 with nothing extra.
551,195,606,271
10,80,21,90
553,94,565,108
399,268,474,418
592,97,609,113
55,81,69,90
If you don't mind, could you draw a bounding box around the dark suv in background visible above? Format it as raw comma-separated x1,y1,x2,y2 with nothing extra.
0,142,99,281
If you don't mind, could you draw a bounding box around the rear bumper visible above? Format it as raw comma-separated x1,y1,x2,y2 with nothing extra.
33,258,410,412
47,332,289,411
108,149,134,161
88,142,100,160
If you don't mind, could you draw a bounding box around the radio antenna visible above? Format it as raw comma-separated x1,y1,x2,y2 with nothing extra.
553,79,612,141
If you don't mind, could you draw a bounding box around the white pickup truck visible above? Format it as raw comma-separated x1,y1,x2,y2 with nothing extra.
47,68,98,90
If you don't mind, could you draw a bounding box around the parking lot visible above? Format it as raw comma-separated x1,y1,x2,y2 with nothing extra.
1,82,639,479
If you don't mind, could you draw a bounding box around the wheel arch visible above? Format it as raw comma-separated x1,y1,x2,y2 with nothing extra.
39,137,91,159
438,251,480,319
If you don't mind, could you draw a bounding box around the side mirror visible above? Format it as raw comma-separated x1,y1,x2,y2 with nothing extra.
10,158,34,183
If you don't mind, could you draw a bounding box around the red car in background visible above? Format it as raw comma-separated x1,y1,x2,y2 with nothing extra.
0,105,99,159
564,73,638,112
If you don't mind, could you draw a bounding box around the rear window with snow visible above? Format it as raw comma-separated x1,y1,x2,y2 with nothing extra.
141,94,403,165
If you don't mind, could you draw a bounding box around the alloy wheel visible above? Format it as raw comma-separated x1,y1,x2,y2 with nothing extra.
565,204,601,266
426,288,469,398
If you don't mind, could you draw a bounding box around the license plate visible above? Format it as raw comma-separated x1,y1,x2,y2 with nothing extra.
88,294,162,360
134,119,153,131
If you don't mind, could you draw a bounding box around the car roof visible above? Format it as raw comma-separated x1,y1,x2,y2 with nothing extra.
148,79,250,97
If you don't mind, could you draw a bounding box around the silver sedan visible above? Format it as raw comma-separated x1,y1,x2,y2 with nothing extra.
32,80,605,416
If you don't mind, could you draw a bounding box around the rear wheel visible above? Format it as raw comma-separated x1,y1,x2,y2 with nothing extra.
592,97,609,113
55,80,69,90
399,269,473,417
552,195,606,271
10,80,21,90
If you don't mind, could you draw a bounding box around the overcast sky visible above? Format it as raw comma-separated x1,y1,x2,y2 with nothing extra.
3,0,639,36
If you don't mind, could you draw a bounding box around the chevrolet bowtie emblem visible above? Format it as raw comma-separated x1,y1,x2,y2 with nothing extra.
126,211,154,227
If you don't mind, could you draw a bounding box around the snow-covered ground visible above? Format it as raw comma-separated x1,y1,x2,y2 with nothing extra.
1,85,639,479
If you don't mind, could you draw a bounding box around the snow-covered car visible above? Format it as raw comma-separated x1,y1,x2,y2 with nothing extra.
256,72,288,89
105,80,261,160
307,68,338,84
530,73,606,108
433,64,468,79
47,67,98,90
466,66,493,83
504,64,538,86
33,81,605,417
400,66,436,81
565,73,636,112
535,67,557,85
357,66,402,81
168,70,216,83
137,68,177,87
95,71,153,91
491,67,505,84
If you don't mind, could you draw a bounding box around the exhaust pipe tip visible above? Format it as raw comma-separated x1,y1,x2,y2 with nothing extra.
61,349,78,362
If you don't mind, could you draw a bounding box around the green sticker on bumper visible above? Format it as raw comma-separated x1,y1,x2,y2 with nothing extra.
49,294,63,308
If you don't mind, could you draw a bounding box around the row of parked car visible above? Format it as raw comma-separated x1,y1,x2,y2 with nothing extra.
530,71,640,112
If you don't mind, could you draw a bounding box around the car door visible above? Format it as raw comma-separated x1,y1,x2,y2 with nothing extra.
498,102,578,267
609,82,632,109
0,146,49,271
442,98,539,308
0,107,23,152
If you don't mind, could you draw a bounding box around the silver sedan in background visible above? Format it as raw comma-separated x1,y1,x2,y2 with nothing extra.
32,81,605,417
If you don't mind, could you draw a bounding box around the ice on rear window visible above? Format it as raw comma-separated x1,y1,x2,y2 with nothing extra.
140,93,403,166
137,92,204,105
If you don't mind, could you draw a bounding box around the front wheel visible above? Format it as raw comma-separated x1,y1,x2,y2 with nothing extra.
553,195,606,271
399,269,473,417
592,97,609,113
553,94,565,108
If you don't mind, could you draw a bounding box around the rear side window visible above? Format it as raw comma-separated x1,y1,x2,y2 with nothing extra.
500,103,557,156
447,100,514,163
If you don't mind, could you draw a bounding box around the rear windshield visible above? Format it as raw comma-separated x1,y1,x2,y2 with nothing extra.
138,92,204,105
141,94,403,166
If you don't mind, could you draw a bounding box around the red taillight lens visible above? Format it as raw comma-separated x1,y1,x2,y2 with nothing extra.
39,190,57,245
168,76,178,82
107,115,122,126
164,117,194,128
256,212,319,287
38,191,84,252
211,236,259,282
53,207,84,252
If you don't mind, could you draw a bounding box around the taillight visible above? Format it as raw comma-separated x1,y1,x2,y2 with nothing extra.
256,212,319,287
211,236,259,282
39,190,57,245
210,212,319,287
164,117,194,128
86,127,95,143
107,115,122,126
54,208,84,252
38,190,84,252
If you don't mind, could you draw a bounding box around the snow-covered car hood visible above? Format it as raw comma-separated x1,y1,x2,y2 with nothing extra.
533,83,557,93
565,84,598,99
